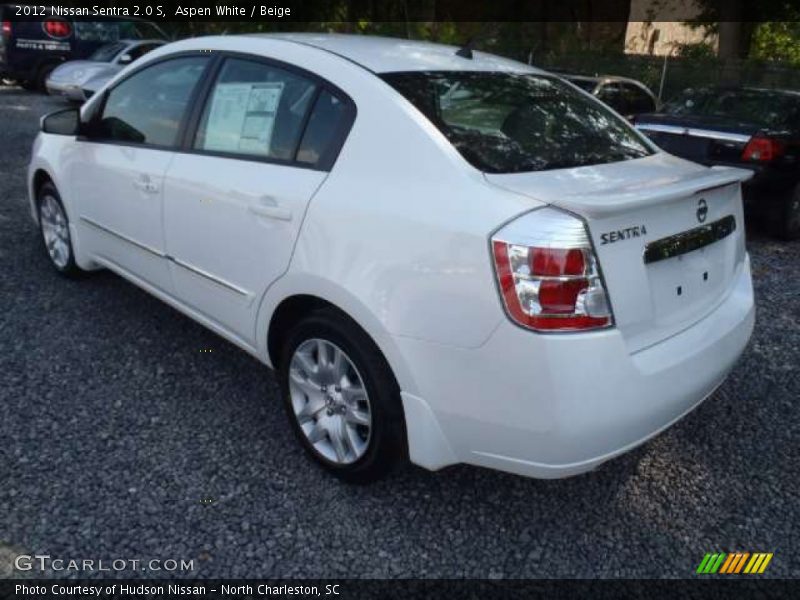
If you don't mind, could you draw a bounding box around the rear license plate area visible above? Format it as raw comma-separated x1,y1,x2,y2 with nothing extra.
644,216,737,327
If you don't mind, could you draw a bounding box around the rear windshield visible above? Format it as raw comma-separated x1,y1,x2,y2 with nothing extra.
382,71,653,174
664,88,800,130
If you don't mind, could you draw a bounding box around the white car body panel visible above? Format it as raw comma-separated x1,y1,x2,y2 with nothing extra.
69,144,176,291
163,154,327,344
28,34,756,479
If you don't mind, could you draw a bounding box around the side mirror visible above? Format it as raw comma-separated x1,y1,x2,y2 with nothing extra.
40,107,81,136
118,53,132,65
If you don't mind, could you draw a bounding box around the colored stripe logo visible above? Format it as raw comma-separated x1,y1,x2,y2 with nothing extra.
696,552,773,574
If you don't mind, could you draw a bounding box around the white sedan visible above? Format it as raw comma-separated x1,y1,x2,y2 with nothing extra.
45,39,165,101
28,34,755,482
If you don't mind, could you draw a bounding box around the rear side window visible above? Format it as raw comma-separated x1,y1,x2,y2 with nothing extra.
194,58,317,161
383,71,652,174
296,90,349,166
96,56,208,147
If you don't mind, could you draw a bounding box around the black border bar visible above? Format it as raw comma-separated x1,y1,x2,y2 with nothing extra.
1,579,798,600
6,0,800,23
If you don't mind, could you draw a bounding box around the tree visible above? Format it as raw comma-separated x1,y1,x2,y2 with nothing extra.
692,0,800,60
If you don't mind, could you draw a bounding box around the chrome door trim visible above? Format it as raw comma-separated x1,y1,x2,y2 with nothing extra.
171,257,251,298
81,214,251,298
80,215,166,258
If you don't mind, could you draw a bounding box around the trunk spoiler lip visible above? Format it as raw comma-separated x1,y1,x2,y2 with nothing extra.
534,166,752,218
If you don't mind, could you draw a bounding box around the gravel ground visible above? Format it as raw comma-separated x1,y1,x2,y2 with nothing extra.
1,85,798,580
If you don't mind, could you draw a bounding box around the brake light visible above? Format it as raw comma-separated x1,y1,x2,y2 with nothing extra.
1,20,11,37
43,19,71,39
491,208,613,332
742,136,784,162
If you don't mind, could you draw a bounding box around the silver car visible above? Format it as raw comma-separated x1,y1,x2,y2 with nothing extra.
45,39,165,101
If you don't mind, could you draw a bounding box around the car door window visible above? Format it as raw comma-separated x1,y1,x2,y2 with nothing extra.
623,84,655,114
597,83,626,114
94,56,209,147
296,90,350,166
193,58,317,161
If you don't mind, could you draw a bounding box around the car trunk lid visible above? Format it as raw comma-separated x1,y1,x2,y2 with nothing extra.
634,113,761,164
486,153,752,352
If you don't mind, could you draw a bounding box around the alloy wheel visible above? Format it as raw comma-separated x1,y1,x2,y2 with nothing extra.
288,338,372,465
39,194,71,269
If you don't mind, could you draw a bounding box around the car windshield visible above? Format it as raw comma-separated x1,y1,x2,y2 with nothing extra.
382,71,653,174
90,42,127,62
664,88,800,130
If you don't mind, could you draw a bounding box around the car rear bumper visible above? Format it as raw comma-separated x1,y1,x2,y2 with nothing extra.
397,256,754,478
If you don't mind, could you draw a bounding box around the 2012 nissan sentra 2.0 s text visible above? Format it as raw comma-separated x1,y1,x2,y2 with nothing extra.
28,34,755,482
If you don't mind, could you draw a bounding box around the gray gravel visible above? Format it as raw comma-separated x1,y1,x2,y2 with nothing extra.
1,85,798,580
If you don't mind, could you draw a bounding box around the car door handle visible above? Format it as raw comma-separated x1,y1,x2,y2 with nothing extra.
132,178,159,194
248,197,292,221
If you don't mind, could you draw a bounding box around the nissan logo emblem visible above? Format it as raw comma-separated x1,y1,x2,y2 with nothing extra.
697,198,708,223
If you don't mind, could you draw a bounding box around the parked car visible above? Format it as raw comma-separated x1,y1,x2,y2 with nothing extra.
0,4,165,91
563,74,658,118
79,70,108,100
28,35,754,483
46,39,165,101
635,86,800,239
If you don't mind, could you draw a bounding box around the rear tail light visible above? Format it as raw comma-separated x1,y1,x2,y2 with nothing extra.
491,207,613,332
43,19,72,40
1,20,11,37
742,136,784,162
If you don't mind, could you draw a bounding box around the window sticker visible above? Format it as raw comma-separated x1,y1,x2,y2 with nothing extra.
203,82,284,156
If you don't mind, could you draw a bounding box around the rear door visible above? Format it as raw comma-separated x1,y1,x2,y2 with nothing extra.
71,55,210,291
162,56,355,344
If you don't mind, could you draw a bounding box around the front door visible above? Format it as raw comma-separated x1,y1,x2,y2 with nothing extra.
71,55,210,291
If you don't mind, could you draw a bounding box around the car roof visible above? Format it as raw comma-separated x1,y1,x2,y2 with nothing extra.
240,33,544,75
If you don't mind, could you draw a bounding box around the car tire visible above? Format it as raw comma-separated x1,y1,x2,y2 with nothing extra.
20,79,37,91
37,182,82,277
774,185,800,241
278,308,406,483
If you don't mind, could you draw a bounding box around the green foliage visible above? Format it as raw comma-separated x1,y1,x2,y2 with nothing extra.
750,22,800,65
675,42,717,60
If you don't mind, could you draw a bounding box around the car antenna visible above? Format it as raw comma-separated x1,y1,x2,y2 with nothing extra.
455,37,476,59
455,23,490,59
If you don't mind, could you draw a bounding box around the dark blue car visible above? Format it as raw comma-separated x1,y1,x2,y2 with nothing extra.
635,86,800,240
0,3,165,90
